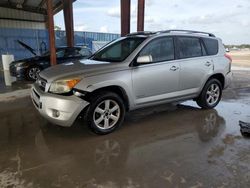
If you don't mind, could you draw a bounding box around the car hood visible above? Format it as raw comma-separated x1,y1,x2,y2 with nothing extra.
12,56,43,64
17,40,37,56
39,59,128,82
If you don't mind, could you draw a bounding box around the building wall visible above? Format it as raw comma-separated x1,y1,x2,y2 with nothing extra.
0,7,46,29
0,28,120,60
0,28,49,60
0,7,120,60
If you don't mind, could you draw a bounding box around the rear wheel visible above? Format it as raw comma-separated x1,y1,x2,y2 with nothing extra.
196,79,222,109
85,91,125,135
26,66,41,81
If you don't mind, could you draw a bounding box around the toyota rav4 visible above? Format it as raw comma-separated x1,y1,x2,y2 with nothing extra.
31,30,232,134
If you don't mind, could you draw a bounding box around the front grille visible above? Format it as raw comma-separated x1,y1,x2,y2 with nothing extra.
32,98,39,108
33,89,40,99
9,64,17,76
37,75,47,92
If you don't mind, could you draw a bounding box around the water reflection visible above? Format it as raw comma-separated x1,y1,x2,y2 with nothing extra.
95,139,121,166
196,110,225,142
0,101,231,188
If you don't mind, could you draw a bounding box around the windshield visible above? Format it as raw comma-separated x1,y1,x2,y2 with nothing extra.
41,48,65,57
91,37,145,62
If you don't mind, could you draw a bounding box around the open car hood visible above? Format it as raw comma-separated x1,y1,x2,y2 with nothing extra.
17,40,37,56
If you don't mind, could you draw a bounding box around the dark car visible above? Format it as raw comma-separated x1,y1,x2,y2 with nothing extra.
10,41,92,80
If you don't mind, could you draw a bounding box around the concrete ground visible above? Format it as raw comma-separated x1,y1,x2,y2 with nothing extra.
229,50,250,68
0,62,250,187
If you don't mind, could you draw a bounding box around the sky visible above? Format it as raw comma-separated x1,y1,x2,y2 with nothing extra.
54,0,250,45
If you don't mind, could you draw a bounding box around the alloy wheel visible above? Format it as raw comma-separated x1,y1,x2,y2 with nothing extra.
206,84,220,106
29,67,40,80
93,99,120,130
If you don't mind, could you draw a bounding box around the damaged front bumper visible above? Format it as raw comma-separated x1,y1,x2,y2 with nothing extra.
31,83,89,127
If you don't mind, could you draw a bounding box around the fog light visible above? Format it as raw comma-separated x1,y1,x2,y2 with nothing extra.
52,110,60,118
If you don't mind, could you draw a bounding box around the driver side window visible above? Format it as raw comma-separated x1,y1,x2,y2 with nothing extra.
139,37,175,63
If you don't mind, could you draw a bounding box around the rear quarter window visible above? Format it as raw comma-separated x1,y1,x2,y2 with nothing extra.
202,38,218,55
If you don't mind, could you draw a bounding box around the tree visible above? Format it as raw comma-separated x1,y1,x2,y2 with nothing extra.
54,26,61,31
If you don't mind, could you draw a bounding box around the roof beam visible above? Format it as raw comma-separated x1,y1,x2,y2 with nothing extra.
0,17,45,23
38,0,46,9
63,0,74,47
53,1,63,15
137,0,145,31
46,0,57,65
121,0,131,36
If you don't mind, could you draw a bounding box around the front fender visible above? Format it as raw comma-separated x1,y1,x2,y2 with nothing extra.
74,70,135,109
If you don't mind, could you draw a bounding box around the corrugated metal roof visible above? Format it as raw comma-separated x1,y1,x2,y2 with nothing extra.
0,7,45,22
0,0,66,15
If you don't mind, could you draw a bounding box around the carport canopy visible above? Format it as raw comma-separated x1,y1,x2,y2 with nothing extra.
0,0,65,15
0,0,145,66
0,0,75,66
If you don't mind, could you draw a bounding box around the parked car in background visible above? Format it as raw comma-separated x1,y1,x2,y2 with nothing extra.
31,30,232,134
10,43,92,80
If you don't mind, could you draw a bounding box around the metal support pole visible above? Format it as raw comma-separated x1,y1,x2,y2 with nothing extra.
46,0,56,65
137,0,145,31
120,0,131,36
63,0,74,47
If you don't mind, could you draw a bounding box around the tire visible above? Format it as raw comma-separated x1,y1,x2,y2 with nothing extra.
26,66,41,81
196,79,222,109
85,91,125,135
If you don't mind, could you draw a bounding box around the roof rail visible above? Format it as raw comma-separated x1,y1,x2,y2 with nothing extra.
159,30,215,37
126,31,157,36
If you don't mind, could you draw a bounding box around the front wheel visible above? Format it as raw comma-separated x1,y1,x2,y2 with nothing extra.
26,66,41,81
196,79,222,109
85,91,125,135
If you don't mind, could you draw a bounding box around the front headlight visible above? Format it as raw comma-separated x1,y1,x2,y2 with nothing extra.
49,78,81,94
15,62,25,67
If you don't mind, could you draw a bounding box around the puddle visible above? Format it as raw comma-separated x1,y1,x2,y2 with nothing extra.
0,83,250,187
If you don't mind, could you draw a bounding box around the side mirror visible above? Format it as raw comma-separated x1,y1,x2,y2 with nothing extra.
136,55,153,64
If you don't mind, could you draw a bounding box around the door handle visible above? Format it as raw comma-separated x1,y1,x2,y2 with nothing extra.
205,61,212,66
170,66,179,71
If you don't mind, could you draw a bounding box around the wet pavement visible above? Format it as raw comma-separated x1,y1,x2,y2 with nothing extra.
0,70,32,94
0,70,250,188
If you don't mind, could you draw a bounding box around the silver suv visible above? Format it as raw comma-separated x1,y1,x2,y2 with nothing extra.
31,30,232,134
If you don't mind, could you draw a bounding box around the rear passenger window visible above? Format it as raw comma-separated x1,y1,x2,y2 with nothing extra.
203,38,218,55
177,37,202,59
139,37,174,62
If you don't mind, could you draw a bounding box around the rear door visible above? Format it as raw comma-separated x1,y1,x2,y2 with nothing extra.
132,37,180,105
176,36,214,94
